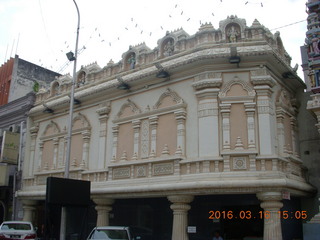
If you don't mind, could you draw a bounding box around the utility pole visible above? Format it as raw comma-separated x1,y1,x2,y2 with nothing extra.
60,1,80,239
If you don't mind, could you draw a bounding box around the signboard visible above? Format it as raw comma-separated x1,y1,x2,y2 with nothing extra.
282,191,291,200
46,177,91,206
0,131,20,164
187,226,196,233
0,164,9,186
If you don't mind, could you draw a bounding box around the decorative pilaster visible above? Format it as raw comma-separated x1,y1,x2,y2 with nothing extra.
52,138,58,169
168,195,194,240
93,198,115,227
245,103,256,149
132,120,141,159
257,192,283,240
221,104,231,150
96,101,111,168
255,85,275,155
81,130,90,168
174,110,186,156
22,200,38,223
276,109,285,156
193,72,222,158
140,120,150,159
251,68,276,156
111,125,119,161
195,88,220,157
58,138,64,168
63,136,67,167
290,116,298,157
29,125,39,176
149,116,158,157
38,142,44,171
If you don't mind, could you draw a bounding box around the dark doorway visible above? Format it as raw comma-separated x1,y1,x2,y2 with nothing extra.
188,194,263,240
111,197,172,240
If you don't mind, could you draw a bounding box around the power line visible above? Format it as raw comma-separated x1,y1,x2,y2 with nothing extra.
40,1,306,74
270,19,307,31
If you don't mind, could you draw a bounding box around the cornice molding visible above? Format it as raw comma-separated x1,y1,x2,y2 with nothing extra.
30,45,275,116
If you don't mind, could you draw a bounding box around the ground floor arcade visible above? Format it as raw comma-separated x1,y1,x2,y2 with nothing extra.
20,192,305,240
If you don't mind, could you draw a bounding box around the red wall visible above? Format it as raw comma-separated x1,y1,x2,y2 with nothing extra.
0,58,14,106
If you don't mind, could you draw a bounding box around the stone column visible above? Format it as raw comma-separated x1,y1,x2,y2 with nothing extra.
22,200,38,223
257,192,283,240
168,195,194,240
93,198,115,227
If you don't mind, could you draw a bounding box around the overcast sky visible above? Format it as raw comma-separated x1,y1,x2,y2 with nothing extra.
0,0,307,79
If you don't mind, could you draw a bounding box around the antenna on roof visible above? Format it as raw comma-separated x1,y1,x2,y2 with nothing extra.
4,44,8,62
10,39,15,58
15,33,20,56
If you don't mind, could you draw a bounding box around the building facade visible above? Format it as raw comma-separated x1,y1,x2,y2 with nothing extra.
19,16,315,240
0,55,60,222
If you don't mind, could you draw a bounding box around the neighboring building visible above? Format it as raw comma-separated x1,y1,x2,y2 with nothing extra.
306,0,320,130
303,0,320,238
19,16,316,240
0,55,60,222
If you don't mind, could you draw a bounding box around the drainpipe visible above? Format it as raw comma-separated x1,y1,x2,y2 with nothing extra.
12,121,24,220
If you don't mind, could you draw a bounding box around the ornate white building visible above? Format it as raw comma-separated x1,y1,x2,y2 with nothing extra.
18,16,315,240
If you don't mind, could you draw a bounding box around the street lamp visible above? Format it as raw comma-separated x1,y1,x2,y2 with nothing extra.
60,1,80,239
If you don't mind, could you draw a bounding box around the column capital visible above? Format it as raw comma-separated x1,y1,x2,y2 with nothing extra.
244,102,256,112
194,88,221,99
192,71,222,91
30,125,39,135
149,116,159,125
112,125,119,132
256,191,282,202
174,109,187,120
93,198,115,206
21,199,38,206
250,67,276,87
96,101,111,117
254,85,274,97
132,119,141,129
168,195,194,204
